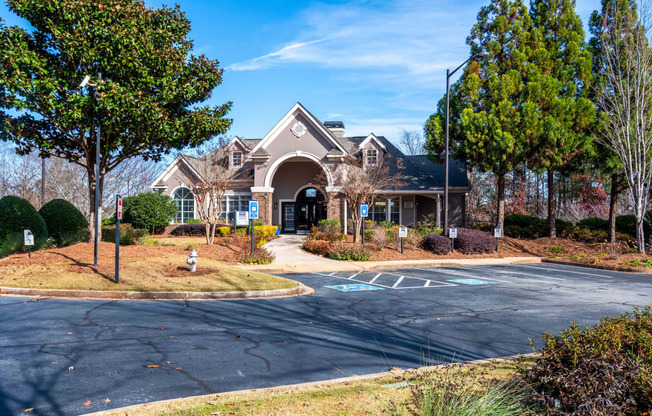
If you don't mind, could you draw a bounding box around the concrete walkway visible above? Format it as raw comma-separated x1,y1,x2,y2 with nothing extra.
241,235,541,273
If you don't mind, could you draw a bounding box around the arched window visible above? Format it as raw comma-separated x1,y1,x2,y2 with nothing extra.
173,187,195,223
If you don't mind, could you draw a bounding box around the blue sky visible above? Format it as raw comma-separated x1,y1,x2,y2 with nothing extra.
2,0,601,146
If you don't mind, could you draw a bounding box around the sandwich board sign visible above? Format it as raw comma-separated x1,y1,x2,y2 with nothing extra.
235,211,249,226
249,200,259,220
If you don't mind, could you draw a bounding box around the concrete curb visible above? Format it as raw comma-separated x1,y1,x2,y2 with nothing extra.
542,258,642,273
240,256,542,274
0,283,314,301
85,352,535,416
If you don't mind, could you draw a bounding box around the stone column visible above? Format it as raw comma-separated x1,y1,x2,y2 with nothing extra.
327,192,342,224
251,192,273,225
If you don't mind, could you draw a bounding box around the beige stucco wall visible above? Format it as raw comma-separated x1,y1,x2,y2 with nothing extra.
270,160,325,225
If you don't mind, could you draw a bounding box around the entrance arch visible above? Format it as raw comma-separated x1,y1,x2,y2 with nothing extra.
289,187,327,233
264,152,333,188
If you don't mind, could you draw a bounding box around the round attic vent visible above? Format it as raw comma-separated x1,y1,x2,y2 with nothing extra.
291,121,307,138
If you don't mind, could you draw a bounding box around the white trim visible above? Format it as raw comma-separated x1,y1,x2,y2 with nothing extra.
251,186,274,193
250,103,348,155
228,136,248,150
343,199,348,235
263,151,333,188
231,150,243,168
150,155,184,189
325,186,342,193
278,198,294,227
359,133,387,151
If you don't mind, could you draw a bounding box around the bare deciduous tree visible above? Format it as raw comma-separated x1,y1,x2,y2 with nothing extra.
398,128,426,156
325,154,405,242
596,0,652,252
183,143,253,244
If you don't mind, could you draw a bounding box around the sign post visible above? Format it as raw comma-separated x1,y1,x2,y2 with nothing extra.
115,195,122,284
360,203,368,248
449,227,457,252
494,227,502,252
23,230,34,258
398,226,408,255
249,200,259,254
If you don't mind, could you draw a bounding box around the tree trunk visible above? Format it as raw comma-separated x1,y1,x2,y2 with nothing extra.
608,173,619,244
548,169,556,238
636,215,645,254
353,213,361,243
496,174,506,230
205,223,211,245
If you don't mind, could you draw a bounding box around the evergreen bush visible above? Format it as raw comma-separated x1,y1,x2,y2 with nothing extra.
39,199,88,247
577,217,609,231
122,192,177,233
455,228,496,254
0,196,48,256
420,233,451,255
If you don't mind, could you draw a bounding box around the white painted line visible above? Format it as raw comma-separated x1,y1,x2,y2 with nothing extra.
413,268,514,284
311,272,462,290
515,264,613,278
328,272,336,276
348,271,362,280
370,273,382,284
459,266,565,281
425,280,431,287
392,276,405,288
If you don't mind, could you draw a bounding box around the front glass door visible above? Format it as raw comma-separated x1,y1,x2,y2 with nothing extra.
282,202,296,232
295,187,326,233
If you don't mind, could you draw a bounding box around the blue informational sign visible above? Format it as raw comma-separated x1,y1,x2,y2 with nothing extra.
249,200,259,219
360,203,368,218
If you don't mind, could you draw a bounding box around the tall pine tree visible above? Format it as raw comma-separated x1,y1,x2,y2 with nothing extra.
525,0,595,237
459,0,532,230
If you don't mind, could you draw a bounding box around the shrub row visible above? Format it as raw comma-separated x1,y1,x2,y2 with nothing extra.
419,228,496,255
523,306,652,415
170,223,278,238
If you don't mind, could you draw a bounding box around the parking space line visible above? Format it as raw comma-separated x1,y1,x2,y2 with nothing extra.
425,280,431,287
515,264,613,278
348,271,362,280
392,276,405,288
413,268,514,284
370,273,382,284
459,266,565,281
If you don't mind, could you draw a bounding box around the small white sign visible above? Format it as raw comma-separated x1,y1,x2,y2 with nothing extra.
235,211,249,226
24,230,34,246
494,227,502,238
449,227,457,239
398,226,408,238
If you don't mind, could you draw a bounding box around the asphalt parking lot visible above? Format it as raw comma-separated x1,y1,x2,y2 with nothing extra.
0,263,649,415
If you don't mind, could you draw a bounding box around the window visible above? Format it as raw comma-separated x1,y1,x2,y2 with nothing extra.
389,197,400,224
372,200,387,222
218,195,251,223
232,151,242,168
173,187,194,223
366,149,378,165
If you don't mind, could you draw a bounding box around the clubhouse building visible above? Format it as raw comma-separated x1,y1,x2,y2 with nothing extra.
151,103,470,233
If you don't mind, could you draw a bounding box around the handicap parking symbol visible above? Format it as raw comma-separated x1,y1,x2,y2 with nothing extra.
324,284,384,292
447,278,496,285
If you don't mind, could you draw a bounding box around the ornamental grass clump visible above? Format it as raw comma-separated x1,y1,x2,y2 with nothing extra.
328,242,370,261
455,228,495,254
419,234,451,255
523,306,652,415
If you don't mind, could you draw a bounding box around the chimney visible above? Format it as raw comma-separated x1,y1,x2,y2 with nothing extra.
324,121,345,138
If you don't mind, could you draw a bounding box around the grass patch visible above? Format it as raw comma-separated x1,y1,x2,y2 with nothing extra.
621,258,652,268
548,245,565,254
0,251,295,292
98,358,534,416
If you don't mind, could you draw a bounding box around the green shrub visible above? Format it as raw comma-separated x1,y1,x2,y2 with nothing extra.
328,243,371,261
101,224,148,245
549,245,565,254
504,213,545,228
236,247,275,264
39,199,88,247
0,196,48,256
102,216,116,226
122,192,177,233
577,217,609,231
378,220,394,229
554,218,573,236
523,307,652,415
318,219,342,234
185,218,202,224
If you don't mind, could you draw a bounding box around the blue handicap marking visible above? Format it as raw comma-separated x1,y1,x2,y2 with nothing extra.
447,278,496,285
324,284,384,292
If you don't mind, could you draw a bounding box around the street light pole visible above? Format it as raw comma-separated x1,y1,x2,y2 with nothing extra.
444,54,483,236
93,73,102,267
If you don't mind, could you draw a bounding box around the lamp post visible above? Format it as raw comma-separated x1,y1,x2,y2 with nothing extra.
80,73,102,267
444,54,483,235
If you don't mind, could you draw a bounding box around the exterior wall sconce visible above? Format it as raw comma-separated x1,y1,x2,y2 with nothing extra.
274,202,278,210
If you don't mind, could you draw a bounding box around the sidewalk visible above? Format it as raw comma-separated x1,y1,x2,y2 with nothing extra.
241,235,541,274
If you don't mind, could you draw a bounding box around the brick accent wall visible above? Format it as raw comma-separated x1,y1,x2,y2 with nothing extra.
251,192,273,225
327,192,342,224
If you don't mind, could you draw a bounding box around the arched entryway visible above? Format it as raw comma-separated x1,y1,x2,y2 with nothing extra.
286,187,327,233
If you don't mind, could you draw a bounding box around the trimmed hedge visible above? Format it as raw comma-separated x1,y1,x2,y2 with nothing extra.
577,217,609,231
420,233,451,255
170,224,278,238
170,223,206,236
39,199,88,247
122,192,177,233
455,228,495,254
0,196,48,256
